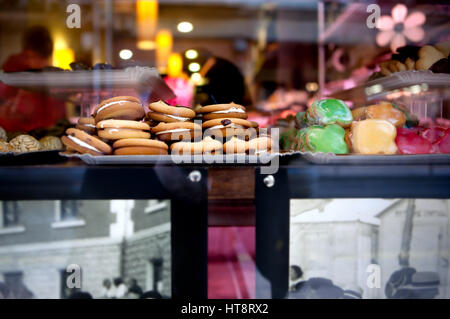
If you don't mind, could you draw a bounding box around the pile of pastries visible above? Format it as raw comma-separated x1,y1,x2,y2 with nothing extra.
62,96,272,156
373,42,449,78
0,125,64,154
280,98,450,155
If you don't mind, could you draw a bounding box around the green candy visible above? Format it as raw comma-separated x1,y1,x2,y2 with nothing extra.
306,99,353,127
299,124,349,154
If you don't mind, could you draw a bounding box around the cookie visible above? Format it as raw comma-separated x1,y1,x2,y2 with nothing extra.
9,135,41,153
147,100,196,123
62,128,112,155
151,122,202,142
97,119,150,140
434,41,450,57
39,136,64,150
0,140,11,153
113,138,168,155
247,136,273,155
170,136,222,155
380,61,392,76
76,117,97,134
197,102,248,120
0,126,7,141
415,45,445,70
203,118,254,138
223,137,248,154
93,96,145,123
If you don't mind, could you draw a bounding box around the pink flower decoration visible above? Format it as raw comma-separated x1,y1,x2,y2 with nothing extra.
376,4,425,52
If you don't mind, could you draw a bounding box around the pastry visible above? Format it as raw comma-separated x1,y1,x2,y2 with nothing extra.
151,122,202,142
97,119,150,140
395,128,435,154
280,129,302,151
9,135,41,153
223,137,248,154
113,138,168,155
421,127,446,144
0,140,11,153
147,100,196,123
170,136,223,155
435,128,450,154
415,45,445,70
62,128,112,156
202,118,255,139
247,136,272,155
39,136,64,150
93,96,145,123
350,119,398,155
405,58,415,70
0,126,7,141
434,41,450,57
299,124,349,154
305,99,353,127
391,102,419,128
380,61,392,76
76,117,97,134
196,102,248,120
352,102,406,128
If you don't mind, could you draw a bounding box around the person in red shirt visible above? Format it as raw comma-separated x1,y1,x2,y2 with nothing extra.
0,26,66,133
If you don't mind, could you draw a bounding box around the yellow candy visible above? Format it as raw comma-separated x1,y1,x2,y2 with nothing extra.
350,119,398,155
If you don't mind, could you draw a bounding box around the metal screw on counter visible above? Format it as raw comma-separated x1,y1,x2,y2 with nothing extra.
188,170,202,183
263,175,275,188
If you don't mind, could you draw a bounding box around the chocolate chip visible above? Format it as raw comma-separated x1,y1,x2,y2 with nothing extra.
70,133,75,136
221,119,232,126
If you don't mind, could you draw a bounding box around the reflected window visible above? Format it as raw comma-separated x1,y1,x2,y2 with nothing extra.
1,201,19,228
61,200,79,221
145,200,167,214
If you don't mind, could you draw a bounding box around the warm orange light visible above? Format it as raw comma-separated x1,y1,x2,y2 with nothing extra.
52,36,74,69
167,53,183,78
156,29,173,73
136,0,158,50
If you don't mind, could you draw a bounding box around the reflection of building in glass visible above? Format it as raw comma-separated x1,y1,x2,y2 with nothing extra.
289,199,450,299
0,200,171,299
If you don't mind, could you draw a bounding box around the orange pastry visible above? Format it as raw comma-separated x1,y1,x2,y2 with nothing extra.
350,119,398,155
352,102,406,128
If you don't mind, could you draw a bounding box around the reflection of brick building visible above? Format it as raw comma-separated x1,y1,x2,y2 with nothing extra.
0,199,170,299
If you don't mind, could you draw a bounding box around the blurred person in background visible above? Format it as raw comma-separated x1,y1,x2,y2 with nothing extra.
100,278,115,299
113,277,128,298
0,25,66,133
126,278,143,298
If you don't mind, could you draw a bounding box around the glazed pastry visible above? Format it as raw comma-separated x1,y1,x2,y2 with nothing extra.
352,102,406,128
305,99,353,127
299,124,349,154
93,96,145,123
9,135,41,153
0,126,7,141
0,140,11,153
350,119,397,155
435,128,450,154
147,100,196,123
395,128,434,154
280,129,302,151
196,102,248,121
113,138,168,155
39,136,64,150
